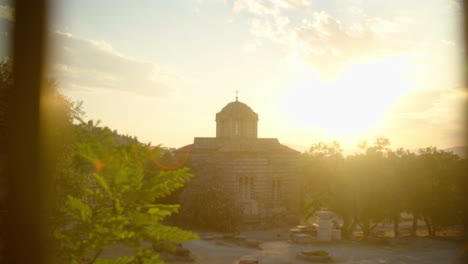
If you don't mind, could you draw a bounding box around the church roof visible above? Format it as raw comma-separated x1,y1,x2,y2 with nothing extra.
216,101,259,121
190,137,299,154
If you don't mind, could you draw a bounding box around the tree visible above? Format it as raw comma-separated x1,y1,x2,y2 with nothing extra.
174,152,242,232
453,158,468,239
327,137,392,239
351,137,394,239
411,147,461,236
299,136,467,240
41,80,197,263
299,141,343,222
54,125,197,263
386,147,413,237
178,172,242,232
40,80,88,236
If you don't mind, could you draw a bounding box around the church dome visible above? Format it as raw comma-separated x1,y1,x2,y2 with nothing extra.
216,101,258,121
215,100,259,139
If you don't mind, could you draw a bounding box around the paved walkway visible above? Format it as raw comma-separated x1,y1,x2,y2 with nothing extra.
101,232,463,264
175,238,461,264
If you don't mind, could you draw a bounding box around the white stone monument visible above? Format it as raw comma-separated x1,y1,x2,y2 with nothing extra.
315,211,334,242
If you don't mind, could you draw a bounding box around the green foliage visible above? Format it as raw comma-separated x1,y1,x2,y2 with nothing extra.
38,81,197,263
54,122,197,263
0,58,12,90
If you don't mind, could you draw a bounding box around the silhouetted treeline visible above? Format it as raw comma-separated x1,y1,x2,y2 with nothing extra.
300,138,468,239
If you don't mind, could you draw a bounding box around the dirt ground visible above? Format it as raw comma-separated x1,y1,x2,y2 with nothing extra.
102,228,466,264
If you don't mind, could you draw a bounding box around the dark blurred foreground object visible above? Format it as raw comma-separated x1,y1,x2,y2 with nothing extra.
457,2,468,264
5,0,51,263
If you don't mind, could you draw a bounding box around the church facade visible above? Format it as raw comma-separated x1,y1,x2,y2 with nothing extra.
177,99,300,225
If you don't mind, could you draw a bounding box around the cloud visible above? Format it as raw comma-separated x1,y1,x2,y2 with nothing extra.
277,0,311,10
0,5,13,21
243,39,262,52
232,0,412,78
403,87,466,127
232,0,464,148
234,0,280,16
250,18,275,38
234,0,295,39
290,11,398,78
387,86,467,147
48,31,173,96
234,0,310,12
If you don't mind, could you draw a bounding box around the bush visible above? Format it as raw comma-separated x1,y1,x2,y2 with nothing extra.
178,174,242,231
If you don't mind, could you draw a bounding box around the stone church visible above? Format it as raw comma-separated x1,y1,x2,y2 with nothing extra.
177,98,300,224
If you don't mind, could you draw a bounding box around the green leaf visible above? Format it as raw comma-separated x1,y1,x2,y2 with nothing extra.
93,173,113,199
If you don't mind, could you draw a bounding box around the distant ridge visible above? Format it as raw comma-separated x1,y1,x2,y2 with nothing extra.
284,144,468,158
284,143,307,153
444,146,467,159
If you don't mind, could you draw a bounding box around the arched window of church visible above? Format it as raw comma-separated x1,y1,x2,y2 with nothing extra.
277,178,281,200
272,178,281,200
239,176,244,199
249,176,254,199
272,179,276,200
224,122,229,137
239,176,254,200
234,122,239,135
244,176,250,199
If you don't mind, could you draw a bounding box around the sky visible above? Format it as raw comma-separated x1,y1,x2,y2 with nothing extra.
0,0,466,153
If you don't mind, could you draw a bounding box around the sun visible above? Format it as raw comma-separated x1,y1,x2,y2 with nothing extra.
281,55,413,138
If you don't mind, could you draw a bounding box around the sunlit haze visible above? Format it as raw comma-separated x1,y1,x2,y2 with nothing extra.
1,0,465,154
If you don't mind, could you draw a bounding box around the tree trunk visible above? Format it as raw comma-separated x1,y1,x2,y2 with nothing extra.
350,218,357,239
88,248,103,264
432,221,439,237
359,220,371,240
463,216,468,241
423,216,433,237
362,225,370,240
393,215,400,237
341,215,356,240
341,218,350,239
411,213,418,236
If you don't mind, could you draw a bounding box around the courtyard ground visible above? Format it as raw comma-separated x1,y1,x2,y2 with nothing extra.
101,227,466,264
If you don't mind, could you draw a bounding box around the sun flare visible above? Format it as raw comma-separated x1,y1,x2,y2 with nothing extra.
281,55,414,137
